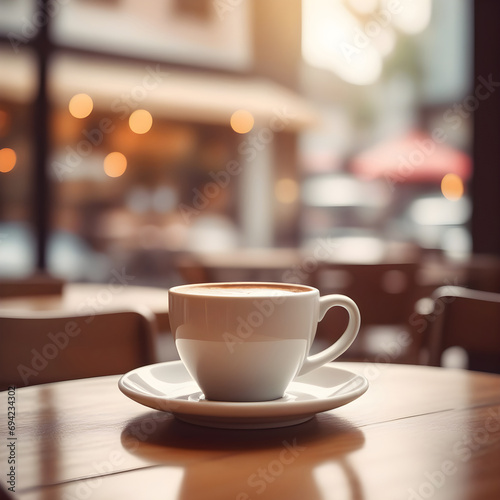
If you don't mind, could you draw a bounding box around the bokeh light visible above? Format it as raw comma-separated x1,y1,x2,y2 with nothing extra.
275,178,299,204
441,173,464,201
392,0,432,35
69,93,94,119
129,109,153,134
0,148,17,173
104,152,127,177
230,109,254,134
302,0,382,85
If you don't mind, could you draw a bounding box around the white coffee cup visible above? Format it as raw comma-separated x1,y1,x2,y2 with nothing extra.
168,282,361,402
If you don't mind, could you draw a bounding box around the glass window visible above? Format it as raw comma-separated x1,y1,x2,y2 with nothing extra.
300,0,472,259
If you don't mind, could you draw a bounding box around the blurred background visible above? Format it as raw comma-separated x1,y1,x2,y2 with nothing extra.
0,0,484,286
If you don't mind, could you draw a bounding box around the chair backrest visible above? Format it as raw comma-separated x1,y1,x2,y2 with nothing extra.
309,262,420,326
425,286,500,373
463,254,500,293
0,275,65,298
0,307,158,390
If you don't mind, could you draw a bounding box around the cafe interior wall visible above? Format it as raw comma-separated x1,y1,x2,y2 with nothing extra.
0,0,473,285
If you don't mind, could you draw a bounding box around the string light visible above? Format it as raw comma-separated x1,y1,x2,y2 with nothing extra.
104,152,127,177
441,173,464,201
129,109,153,134
230,110,254,134
0,148,16,173
69,94,93,119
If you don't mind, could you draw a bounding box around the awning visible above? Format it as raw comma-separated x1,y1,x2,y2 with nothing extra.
0,47,319,132
350,130,472,183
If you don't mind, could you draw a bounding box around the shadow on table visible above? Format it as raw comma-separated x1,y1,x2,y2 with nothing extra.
120,411,365,499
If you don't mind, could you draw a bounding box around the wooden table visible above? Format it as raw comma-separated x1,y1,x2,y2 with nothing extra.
176,248,303,283
0,282,170,331
1,363,500,499
175,241,423,285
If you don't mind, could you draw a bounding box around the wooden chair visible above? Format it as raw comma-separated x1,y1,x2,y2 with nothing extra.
423,286,500,373
309,262,424,364
0,274,65,298
462,254,500,293
0,307,158,390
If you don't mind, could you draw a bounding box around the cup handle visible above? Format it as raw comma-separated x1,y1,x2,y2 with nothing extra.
297,294,361,376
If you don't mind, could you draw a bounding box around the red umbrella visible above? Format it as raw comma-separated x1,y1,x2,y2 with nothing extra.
350,130,472,185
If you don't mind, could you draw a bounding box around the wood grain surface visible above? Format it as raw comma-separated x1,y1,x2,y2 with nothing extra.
1,363,499,500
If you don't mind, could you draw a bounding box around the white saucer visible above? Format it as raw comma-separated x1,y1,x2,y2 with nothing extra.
118,361,368,429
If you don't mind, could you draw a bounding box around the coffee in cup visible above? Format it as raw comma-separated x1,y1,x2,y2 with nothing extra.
168,282,360,402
